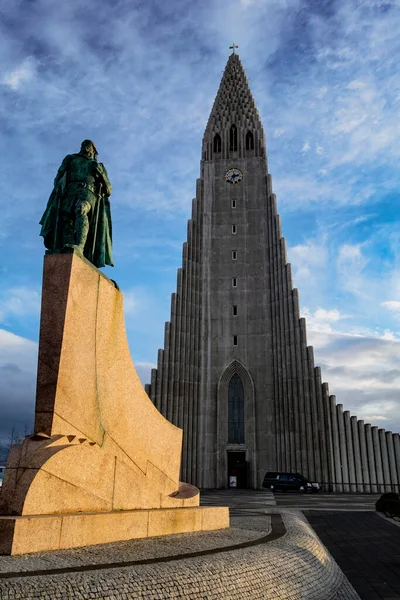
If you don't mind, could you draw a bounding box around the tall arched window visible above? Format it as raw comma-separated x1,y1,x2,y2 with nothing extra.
228,373,244,443
213,133,221,153
229,124,238,152
245,130,254,150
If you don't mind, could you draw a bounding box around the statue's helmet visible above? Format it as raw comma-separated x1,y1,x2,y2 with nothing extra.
80,139,98,155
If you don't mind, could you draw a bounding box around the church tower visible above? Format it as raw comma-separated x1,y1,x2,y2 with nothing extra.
146,52,400,492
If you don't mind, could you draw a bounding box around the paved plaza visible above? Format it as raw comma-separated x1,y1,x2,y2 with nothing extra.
0,490,398,599
202,490,400,599
0,492,360,600
306,511,400,600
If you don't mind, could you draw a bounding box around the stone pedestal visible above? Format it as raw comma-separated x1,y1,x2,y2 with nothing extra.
0,251,228,555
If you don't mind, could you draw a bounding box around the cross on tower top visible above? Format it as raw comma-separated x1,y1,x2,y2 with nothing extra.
229,43,239,54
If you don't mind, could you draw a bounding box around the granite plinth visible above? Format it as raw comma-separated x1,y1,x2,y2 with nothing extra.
0,251,228,554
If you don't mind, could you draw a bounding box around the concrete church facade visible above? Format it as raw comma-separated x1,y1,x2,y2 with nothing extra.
146,52,400,491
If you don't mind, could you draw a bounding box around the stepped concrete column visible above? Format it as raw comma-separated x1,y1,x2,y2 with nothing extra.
300,319,314,479
292,289,308,476
161,322,171,417
372,427,384,493
150,369,157,404
270,206,282,470
330,395,342,492
358,420,370,493
308,347,322,483
337,404,349,492
155,349,164,411
379,429,392,492
344,411,356,492
167,294,177,424
278,234,291,471
315,368,329,488
322,384,335,492
365,424,377,493
386,432,399,493
393,433,400,483
351,416,363,492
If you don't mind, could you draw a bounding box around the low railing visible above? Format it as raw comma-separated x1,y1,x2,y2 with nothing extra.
318,481,400,494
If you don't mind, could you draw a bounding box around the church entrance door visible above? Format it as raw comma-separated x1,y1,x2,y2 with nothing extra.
227,451,247,488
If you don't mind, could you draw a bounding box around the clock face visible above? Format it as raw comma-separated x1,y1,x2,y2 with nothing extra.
225,168,243,184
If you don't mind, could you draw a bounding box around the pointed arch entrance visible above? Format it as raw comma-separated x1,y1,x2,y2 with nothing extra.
217,361,257,488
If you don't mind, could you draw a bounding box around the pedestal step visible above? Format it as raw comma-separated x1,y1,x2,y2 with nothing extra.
0,506,229,555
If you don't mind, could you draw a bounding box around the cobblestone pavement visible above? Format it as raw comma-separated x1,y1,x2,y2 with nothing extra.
305,511,400,600
0,511,359,599
0,518,272,575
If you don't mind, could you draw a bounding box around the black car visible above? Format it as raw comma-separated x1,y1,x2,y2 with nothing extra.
262,471,320,493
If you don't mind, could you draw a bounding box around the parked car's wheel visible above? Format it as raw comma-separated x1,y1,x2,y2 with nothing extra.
299,485,305,493
270,485,274,491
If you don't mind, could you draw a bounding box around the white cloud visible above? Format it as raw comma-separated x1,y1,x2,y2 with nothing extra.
363,415,389,422
290,241,327,268
2,57,36,90
124,290,141,315
302,307,349,334
336,243,369,298
381,301,400,313
289,236,329,304
0,287,41,324
135,361,156,387
0,329,37,442
0,328,37,371
380,329,399,341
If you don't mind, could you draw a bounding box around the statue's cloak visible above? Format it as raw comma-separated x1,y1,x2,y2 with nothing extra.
39,185,113,269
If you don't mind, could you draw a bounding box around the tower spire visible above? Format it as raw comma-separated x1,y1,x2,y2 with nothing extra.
202,52,265,160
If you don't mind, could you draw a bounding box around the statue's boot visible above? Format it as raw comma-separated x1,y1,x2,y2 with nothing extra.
62,215,75,249
74,213,89,254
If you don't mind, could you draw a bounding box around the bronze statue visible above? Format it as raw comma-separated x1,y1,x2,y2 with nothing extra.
40,140,113,268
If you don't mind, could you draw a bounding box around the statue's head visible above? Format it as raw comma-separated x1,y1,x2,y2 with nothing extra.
80,139,98,160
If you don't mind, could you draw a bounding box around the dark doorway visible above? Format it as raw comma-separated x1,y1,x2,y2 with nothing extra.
227,451,247,488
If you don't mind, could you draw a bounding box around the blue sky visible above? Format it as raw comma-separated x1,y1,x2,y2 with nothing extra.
1,0,400,444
